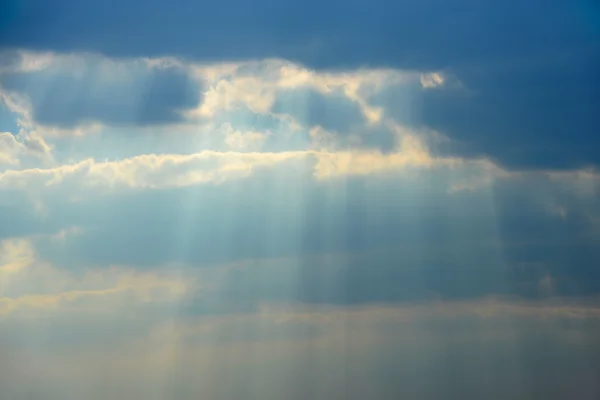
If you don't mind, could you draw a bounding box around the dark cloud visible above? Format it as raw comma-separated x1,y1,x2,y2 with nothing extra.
1,0,598,167
369,54,600,169
0,57,202,128
414,58,600,169
1,0,594,70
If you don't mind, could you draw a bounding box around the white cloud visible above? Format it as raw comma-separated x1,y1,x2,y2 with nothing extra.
0,131,53,167
0,140,510,193
0,132,23,166
420,72,445,88
0,150,306,190
188,58,412,126
312,135,437,179
221,123,269,151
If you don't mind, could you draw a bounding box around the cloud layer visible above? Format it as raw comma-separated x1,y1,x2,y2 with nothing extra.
1,5,599,396
2,0,599,169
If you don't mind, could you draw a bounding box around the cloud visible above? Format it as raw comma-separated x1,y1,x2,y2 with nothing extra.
2,0,592,70
190,60,398,152
0,131,52,167
0,127,462,193
1,1,598,168
0,132,22,165
0,94,598,305
2,217,600,398
0,238,35,275
0,5,599,397
0,150,309,191
2,298,600,399
0,53,202,128
0,54,415,158
221,123,269,151
311,134,437,178
420,72,445,88
0,141,597,306
0,237,192,317
410,58,600,169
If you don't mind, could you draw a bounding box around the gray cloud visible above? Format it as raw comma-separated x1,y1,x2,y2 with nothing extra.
0,56,202,128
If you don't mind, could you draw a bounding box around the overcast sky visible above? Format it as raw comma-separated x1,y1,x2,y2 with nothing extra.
1,1,600,399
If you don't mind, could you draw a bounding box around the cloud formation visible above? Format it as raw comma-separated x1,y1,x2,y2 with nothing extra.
0,52,597,309
0,54,201,128
2,0,599,168
2,297,600,399
0,237,192,317
1,4,599,397
0,140,598,309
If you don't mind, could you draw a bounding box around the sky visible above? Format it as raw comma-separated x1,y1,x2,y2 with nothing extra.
0,0,600,399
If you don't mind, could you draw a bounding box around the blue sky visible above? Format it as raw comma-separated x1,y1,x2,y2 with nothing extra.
1,1,600,399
